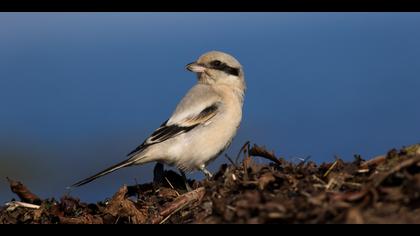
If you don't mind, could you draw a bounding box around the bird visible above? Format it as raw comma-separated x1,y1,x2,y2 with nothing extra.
70,51,246,188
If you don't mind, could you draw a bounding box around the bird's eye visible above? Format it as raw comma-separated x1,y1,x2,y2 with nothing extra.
209,59,239,76
211,60,222,67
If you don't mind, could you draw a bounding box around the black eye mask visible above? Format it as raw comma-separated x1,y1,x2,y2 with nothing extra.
209,60,240,76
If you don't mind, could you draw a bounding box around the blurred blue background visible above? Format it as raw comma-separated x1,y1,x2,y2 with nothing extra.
1,13,419,203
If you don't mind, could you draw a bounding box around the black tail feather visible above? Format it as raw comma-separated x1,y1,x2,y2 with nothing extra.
69,159,133,188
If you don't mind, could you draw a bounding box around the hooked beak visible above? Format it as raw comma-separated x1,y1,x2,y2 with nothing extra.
186,62,207,73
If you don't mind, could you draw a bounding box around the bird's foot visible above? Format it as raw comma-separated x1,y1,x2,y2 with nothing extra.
199,165,213,179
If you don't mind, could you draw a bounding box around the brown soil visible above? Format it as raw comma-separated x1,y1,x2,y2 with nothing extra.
1,143,420,224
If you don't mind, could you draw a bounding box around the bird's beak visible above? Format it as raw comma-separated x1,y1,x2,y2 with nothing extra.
186,62,207,73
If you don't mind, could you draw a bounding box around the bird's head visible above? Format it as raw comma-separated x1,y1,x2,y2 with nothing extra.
186,51,245,92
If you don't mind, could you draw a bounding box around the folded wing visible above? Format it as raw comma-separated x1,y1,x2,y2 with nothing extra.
127,101,220,157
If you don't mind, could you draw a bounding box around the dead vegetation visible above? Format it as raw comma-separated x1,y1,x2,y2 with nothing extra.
1,143,420,224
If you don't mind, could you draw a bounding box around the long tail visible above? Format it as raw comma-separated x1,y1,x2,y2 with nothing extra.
69,159,135,188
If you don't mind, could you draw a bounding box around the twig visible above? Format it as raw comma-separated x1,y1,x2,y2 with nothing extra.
151,187,206,224
332,155,420,202
104,185,148,224
231,173,237,181
301,156,312,164
330,189,369,202
296,156,312,168
226,205,236,211
323,160,338,178
159,201,189,224
360,155,386,169
165,177,180,197
357,169,370,173
6,177,41,204
312,175,327,185
325,178,338,190
114,215,121,224
249,144,282,166
59,215,103,224
372,155,420,187
5,201,40,211
236,141,250,164
225,154,237,167
343,182,363,188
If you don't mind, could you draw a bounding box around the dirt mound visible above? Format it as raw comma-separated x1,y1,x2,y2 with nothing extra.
1,143,420,224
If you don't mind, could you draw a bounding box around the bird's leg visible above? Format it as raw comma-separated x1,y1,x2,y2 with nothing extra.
199,165,213,179
153,162,165,185
179,169,193,192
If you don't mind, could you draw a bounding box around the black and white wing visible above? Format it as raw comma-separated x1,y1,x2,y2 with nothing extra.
127,85,221,158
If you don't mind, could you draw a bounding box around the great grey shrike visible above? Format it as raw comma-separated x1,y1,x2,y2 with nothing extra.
71,51,246,188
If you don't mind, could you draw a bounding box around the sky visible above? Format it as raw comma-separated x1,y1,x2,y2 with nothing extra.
0,13,419,203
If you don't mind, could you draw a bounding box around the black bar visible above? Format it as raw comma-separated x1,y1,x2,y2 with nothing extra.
0,0,419,12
